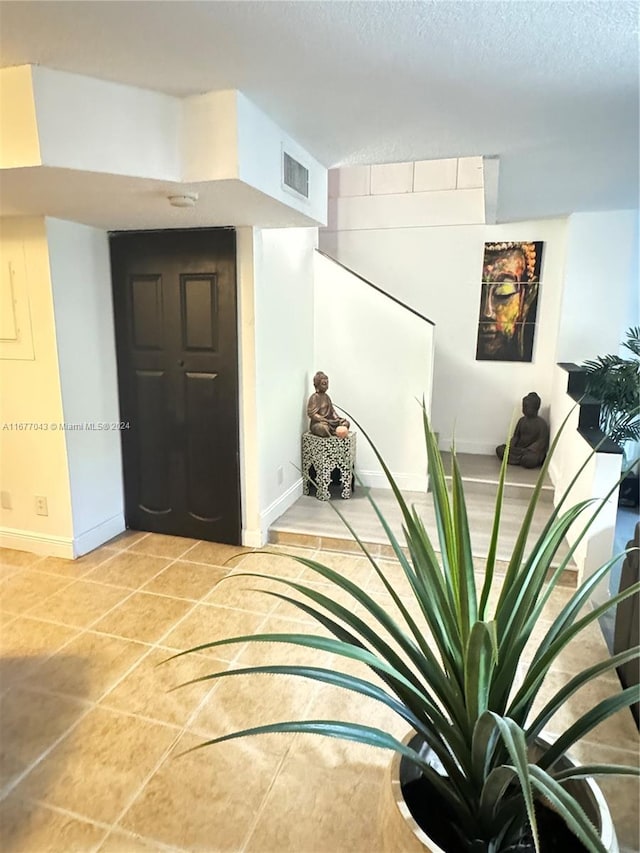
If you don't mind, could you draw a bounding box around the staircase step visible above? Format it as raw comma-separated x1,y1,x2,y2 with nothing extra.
440,452,554,503
269,528,578,588
269,479,578,588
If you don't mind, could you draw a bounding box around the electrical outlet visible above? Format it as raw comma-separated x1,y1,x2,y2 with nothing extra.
35,495,48,516
1,491,12,510
277,466,284,486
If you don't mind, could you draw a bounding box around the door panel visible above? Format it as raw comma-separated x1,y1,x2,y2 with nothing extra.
111,228,241,544
181,274,218,351
131,276,163,349
135,369,171,514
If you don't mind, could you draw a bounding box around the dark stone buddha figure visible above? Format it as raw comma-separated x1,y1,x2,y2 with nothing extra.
496,392,549,469
307,371,350,437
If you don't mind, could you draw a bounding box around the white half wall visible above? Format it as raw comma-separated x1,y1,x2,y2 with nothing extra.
556,210,639,363
313,252,434,489
253,227,317,541
549,364,621,589
46,218,124,555
320,218,567,455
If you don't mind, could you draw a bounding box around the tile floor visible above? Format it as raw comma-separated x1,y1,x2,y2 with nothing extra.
0,532,638,852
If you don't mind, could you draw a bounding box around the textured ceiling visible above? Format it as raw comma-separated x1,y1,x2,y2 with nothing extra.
1,0,638,222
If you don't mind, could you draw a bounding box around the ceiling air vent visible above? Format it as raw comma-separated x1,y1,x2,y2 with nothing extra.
282,151,309,199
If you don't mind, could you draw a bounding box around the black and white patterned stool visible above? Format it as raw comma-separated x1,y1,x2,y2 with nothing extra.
301,431,357,501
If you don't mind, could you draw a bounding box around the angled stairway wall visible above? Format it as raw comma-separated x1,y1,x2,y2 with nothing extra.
313,250,435,490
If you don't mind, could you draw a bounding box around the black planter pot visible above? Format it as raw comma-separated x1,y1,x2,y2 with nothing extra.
379,731,618,853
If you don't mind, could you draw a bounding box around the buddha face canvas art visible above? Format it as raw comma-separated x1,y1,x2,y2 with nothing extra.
476,241,543,362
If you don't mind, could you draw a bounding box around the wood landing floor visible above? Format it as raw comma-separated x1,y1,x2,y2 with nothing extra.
269,452,577,585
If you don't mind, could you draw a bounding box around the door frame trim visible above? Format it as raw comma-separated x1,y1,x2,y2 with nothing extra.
235,227,263,546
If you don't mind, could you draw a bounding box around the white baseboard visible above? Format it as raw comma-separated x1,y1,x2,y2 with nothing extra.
0,527,75,559
357,470,428,491
73,513,125,557
259,478,304,542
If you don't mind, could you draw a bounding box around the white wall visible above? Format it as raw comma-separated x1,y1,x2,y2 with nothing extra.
182,90,239,182
253,227,317,540
0,217,74,556
321,218,568,454
32,66,182,180
237,92,328,226
46,218,124,555
5,67,328,228
313,253,434,489
327,157,484,231
0,66,41,168
556,210,639,363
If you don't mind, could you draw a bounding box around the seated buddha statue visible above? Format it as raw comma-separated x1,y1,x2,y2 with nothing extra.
307,371,350,438
496,392,549,469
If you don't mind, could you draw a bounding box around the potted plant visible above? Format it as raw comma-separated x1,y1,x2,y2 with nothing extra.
583,326,640,506
583,326,640,449
169,407,639,852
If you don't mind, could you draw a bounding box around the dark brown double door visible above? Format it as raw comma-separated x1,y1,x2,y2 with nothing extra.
110,228,241,544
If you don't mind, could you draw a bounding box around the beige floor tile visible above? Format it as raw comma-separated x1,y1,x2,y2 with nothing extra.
291,679,409,770
85,551,172,590
128,534,199,560
103,530,150,550
0,515,635,853
529,670,639,752
0,548,42,570
0,565,21,584
22,631,149,702
0,686,88,791
162,604,268,661
188,659,317,757
271,596,320,625
243,754,385,853
0,570,73,614
298,551,373,586
92,592,193,645
19,706,179,825
101,646,226,727
233,549,306,580
182,540,253,567
0,793,107,852
203,572,282,614
536,584,576,621
36,548,116,579
364,559,415,599
141,559,228,601
0,608,16,630
98,829,178,851
560,741,639,852
27,581,132,630
521,617,611,674
119,733,281,852
234,615,336,669
0,617,81,687
282,578,368,618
